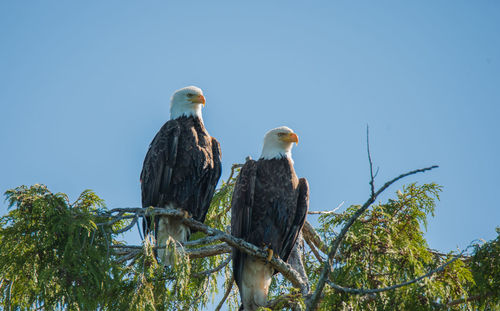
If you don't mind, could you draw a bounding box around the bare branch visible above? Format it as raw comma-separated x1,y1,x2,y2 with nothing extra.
302,221,328,254
366,125,376,198
307,201,344,215
186,244,232,258
304,237,323,263
183,234,226,246
111,243,231,259
116,249,141,264
106,207,309,294
307,211,340,215
306,165,439,310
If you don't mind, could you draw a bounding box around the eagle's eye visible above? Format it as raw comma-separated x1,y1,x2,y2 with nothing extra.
277,132,285,137
186,93,194,97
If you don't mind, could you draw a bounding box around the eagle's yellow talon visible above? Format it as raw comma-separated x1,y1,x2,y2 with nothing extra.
266,248,273,262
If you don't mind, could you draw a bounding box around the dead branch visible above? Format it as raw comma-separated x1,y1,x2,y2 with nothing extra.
306,165,439,310
302,221,328,254
366,126,376,198
307,201,344,215
304,238,323,263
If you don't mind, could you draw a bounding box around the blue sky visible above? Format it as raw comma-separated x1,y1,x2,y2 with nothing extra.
1,0,499,269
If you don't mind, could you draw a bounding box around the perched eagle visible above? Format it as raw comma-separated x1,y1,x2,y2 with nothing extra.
141,86,222,265
231,126,309,311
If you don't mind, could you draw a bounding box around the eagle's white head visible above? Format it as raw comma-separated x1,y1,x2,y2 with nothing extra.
170,86,206,120
260,126,299,161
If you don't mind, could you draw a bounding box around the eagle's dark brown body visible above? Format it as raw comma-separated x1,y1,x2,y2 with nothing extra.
231,157,309,310
141,115,221,240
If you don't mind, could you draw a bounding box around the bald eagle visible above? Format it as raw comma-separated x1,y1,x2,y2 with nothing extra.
141,86,222,265
231,126,309,311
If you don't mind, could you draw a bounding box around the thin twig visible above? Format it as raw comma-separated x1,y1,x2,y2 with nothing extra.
306,165,439,310
214,275,234,311
191,255,232,278
428,249,471,261
367,125,376,199
116,249,141,264
307,201,345,215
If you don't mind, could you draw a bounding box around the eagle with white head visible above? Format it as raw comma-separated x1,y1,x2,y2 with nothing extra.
141,86,222,265
231,126,309,311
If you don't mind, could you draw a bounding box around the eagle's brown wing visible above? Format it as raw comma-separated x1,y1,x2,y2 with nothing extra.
140,119,180,237
230,159,258,291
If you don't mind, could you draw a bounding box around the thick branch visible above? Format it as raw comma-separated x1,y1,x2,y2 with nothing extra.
107,207,309,294
111,243,231,259
306,165,439,310
183,235,226,246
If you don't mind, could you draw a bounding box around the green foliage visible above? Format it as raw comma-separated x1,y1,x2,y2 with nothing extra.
301,183,497,311
467,227,500,309
0,184,118,310
119,175,238,311
0,179,498,310
0,180,237,311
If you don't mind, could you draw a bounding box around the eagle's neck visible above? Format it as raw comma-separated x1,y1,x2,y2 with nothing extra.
170,104,203,121
259,147,293,164
171,115,205,130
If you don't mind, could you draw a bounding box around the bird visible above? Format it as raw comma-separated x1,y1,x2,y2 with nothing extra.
231,126,309,311
140,86,222,266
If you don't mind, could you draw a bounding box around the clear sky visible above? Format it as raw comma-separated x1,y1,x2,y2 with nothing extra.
1,0,499,266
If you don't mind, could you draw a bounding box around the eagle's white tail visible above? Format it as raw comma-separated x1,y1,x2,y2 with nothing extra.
157,214,190,266
240,257,273,311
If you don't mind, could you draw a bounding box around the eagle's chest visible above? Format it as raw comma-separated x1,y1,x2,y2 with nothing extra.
254,160,299,207
179,126,213,169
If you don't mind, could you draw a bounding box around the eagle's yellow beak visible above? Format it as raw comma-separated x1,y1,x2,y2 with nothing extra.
190,94,206,106
280,132,299,145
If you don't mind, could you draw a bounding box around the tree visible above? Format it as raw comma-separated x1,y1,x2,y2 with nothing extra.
1,166,499,310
